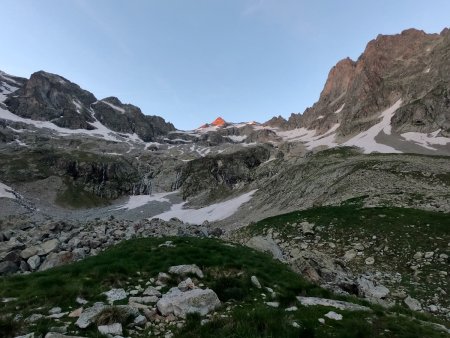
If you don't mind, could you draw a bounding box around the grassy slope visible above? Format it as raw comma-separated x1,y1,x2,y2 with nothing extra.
1,237,448,337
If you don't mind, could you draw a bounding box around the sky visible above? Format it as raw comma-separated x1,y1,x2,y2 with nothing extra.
1,1,449,130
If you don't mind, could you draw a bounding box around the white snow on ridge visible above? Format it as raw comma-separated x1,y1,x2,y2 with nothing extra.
305,123,339,149
100,100,126,114
0,182,16,199
227,135,247,142
151,190,257,224
401,129,450,150
113,192,175,210
0,104,144,143
343,100,403,154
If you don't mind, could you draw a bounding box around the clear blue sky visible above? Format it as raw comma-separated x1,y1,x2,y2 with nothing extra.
1,0,449,130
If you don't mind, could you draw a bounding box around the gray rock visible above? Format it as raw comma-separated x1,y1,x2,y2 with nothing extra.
357,277,389,299
75,303,106,328
143,286,162,297
301,222,315,235
103,288,127,303
343,249,357,262
134,314,147,326
98,323,123,335
296,296,372,312
27,255,41,270
404,296,422,311
0,261,18,275
246,235,284,261
38,239,59,255
39,251,75,271
364,257,375,265
49,307,62,315
251,275,261,289
25,313,44,323
178,278,195,292
20,246,39,259
168,264,204,278
157,288,221,318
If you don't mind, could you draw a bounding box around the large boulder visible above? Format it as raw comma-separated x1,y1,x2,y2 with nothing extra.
157,288,220,318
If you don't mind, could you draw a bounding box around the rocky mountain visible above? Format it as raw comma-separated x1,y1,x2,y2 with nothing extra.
0,28,449,337
3,71,175,141
266,28,450,140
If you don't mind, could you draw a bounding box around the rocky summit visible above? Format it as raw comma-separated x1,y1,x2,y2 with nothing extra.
0,28,449,338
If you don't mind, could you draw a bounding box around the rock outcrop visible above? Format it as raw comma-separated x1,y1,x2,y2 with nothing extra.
266,28,450,137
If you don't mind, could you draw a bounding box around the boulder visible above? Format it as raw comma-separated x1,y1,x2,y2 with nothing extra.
251,275,261,289
103,288,127,303
143,286,162,297
20,246,39,259
38,239,59,255
357,277,390,299
168,264,204,278
75,303,106,328
39,251,76,271
246,235,284,261
27,255,41,270
157,288,220,318
404,296,422,311
98,323,123,335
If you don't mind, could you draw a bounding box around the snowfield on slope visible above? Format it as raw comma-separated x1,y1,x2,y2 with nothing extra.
401,129,450,150
151,190,257,224
113,192,175,210
343,100,403,153
0,182,16,199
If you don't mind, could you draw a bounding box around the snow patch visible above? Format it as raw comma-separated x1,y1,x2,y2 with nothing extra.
227,135,247,142
0,105,143,143
100,100,126,114
113,192,174,210
343,100,403,154
316,115,324,120
0,182,16,199
401,129,450,150
334,104,345,114
151,190,257,224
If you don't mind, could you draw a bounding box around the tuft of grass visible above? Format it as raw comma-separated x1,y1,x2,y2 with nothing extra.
95,307,130,326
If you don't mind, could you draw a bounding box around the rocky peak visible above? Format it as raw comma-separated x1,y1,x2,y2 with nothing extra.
320,57,356,104
270,28,450,137
5,70,97,129
211,117,226,127
3,70,176,141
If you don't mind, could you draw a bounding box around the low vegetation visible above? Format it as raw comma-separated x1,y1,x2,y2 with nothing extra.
1,236,448,337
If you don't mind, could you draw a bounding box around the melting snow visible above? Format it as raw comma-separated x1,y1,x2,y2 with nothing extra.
401,129,450,150
334,103,345,114
151,190,257,224
0,105,143,143
0,182,16,199
227,135,247,142
100,100,126,114
343,100,403,153
113,192,174,210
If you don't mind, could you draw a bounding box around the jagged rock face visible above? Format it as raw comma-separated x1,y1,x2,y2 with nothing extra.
92,97,175,142
180,145,271,200
269,28,450,137
4,71,175,141
5,71,97,130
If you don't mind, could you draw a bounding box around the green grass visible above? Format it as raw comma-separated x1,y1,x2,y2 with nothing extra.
1,236,448,337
